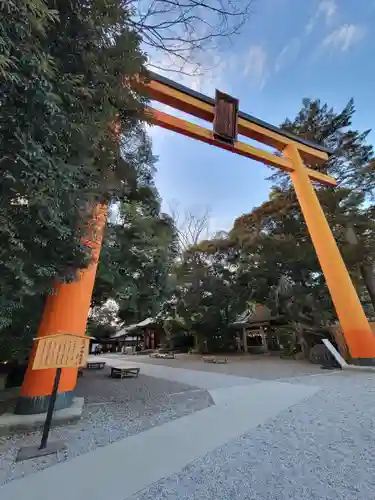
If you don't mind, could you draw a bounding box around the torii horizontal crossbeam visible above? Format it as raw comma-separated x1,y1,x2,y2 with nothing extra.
148,108,334,186
141,71,336,187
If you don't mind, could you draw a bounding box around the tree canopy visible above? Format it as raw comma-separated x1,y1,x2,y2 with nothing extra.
93,197,178,325
0,0,159,359
0,0,253,360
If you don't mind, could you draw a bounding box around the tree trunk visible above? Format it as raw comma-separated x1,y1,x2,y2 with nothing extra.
291,321,310,359
193,333,202,353
345,224,375,312
359,263,375,312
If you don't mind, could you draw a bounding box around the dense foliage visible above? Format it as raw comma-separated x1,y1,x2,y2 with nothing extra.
0,0,169,359
0,0,251,360
93,198,178,328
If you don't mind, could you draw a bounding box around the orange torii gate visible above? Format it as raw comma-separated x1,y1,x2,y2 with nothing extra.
16,72,375,415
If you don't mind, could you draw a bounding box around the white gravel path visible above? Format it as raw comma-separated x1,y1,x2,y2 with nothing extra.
0,378,320,500
2,358,375,500
0,373,213,486
132,371,375,500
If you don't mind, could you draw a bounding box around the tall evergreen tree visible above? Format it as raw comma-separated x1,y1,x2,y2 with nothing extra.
94,198,178,325
268,98,375,310
0,1,152,359
270,98,375,194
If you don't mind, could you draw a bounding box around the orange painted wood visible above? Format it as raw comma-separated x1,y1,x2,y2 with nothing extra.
285,144,375,360
144,79,329,167
20,205,107,398
148,108,336,186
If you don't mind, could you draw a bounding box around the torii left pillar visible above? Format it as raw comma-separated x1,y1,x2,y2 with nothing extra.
15,205,107,415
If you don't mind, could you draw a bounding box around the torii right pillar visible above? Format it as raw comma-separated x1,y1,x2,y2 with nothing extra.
285,143,375,365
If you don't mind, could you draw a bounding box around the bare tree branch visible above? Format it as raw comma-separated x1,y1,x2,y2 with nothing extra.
125,0,253,74
168,199,211,254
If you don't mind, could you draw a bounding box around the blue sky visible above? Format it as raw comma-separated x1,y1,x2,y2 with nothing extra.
148,0,375,234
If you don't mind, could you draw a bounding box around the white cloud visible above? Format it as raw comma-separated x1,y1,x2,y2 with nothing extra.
243,45,268,90
322,24,365,52
147,50,230,97
274,37,301,73
189,55,231,95
318,0,337,20
306,0,337,34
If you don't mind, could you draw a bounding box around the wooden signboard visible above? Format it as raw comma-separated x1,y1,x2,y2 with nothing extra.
213,90,239,145
33,333,90,370
24,333,92,455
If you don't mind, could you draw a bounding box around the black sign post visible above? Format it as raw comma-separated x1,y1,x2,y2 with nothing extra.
39,367,62,450
16,333,90,461
16,367,67,461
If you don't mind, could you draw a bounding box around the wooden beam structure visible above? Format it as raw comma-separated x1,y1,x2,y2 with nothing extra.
141,71,375,366
143,71,332,170
147,108,335,187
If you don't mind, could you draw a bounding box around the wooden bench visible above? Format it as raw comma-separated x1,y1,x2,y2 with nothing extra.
202,356,227,364
110,366,140,379
215,358,228,364
149,352,175,359
164,352,175,359
86,361,106,370
157,352,175,359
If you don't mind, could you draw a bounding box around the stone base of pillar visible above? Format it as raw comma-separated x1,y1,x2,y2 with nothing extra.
0,397,84,436
350,358,375,367
14,390,74,415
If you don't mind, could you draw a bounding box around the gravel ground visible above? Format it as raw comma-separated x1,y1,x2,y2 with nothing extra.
133,371,375,500
0,370,213,486
129,354,324,380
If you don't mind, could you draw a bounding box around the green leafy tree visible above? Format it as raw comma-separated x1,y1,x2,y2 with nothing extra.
163,244,251,352
269,98,375,311
270,99,374,192
0,0,150,359
0,1,254,361
94,197,178,325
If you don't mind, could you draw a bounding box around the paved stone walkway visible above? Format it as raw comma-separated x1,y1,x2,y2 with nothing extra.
0,368,213,485
2,356,375,500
